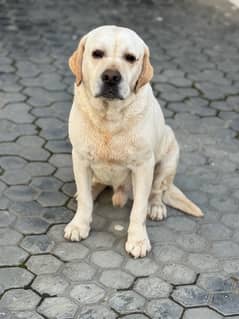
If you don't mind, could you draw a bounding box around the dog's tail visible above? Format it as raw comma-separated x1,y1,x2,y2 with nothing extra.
163,184,204,217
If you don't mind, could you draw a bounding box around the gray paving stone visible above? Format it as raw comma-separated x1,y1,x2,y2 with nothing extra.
25,162,55,177
91,250,123,268
100,269,134,289
4,185,39,202
0,289,40,311
0,267,34,291
26,255,62,274
30,176,62,192
0,103,34,124
210,292,239,316
37,190,68,207
147,298,183,319
172,285,209,307
70,283,105,304
20,235,55,254
55,166,74,182
197,273,234,292
77,305,116,319
83,231,116,249
222,259,239,274
199,223,232,240
183,308,222,319
222,213,239,229
0,228,22,245
125,257,158,276
211,241,239,258
1,169,31,185
187,253,219,271
161,263,196,285
0,246,29,266
12,312,44,319
42,207,73,224
0,210,16,227
53,242,89,261
177,233,208,252
109,291,145,314
32,274,69,296
38,297,77,319
62,262,96,281
47,224,65,242
15,216,49,234
153,244,185,264
166,216,196,232
134,277,172,299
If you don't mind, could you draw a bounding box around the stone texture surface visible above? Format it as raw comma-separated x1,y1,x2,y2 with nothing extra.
1,0,239,318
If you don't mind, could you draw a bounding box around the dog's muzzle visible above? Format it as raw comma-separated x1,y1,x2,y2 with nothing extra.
97,69,123,100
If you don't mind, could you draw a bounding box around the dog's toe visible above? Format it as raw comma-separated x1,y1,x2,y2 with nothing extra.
125,229,151,258
64,222,90,241
147,202,167,221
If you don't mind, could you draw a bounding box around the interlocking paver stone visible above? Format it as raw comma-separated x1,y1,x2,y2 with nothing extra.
38,297,77,319
32,274,69,296
100,269,134,289
125,257,158,276
0,246,28,266
147,298,183,319
91,250,123,268
77,305,116,319
134,277,172,299
161,263,196,285
62,262,96,281
109,291,145,314
53,242,89,261
20,234,55,254
183,308,222,319
0,289,40,311
70,283,105,304
26,255,62,274
0,228,22,245
172,285,209,307
210,292,239,316
0,267,34,291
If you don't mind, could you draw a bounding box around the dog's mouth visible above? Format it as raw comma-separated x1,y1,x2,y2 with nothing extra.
95,85,124,100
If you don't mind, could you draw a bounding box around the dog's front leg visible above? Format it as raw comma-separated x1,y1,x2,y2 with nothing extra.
125,156,154,258
64,149,93,241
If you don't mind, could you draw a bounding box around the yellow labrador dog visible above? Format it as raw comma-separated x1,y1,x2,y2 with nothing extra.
64,25,203,258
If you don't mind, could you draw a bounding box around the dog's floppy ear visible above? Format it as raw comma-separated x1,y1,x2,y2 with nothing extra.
135,46,154,93
69,36,87,86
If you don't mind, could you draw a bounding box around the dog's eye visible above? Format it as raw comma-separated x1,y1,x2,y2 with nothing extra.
124,53,136,63
92,50,104,59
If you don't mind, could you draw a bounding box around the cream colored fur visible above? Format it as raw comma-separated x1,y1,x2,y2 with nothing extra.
64,26,203,258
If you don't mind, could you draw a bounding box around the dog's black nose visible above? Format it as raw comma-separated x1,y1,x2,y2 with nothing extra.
101,69,121,85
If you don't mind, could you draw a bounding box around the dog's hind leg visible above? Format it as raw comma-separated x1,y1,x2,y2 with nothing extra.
92,182,106,200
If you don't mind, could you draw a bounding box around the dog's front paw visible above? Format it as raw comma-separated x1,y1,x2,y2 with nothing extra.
125,227,151,258
64,222,90,242
147,202,167,220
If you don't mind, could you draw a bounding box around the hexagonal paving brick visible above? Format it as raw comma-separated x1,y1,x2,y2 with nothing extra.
154,244,185,264
172,285,209,307
38,297,77,319
187,253,219,271
100,269,134,289
222,259,239,274
14,216,50,234
147,298,183,319
83,231,116,249
53,242,89,261
42,207,73,224
177,233,208,252
1,168,31,185
37,191,68,207
47,224,65,242
109,291,145,314
0,267,34,291
25,162,55,177
161,263,197,285
30,176,62,192
77,305,116,319
166,216,197,232
0,228,22,245
118,315,148,319
32,274,69,296
125,257,158,276
10,200,45,217
197,273,234,292
0,210,16,227
211,241,239,258
0,246,29,266
134,277,172,299
183,308,222,319
91,250,123,268
70,283,105,304
4,185,39,202
210,292,239,316
26,255,62,274
0,289,40,311
12,311,44,319
222,213,239,229
20,235,55,254
199,223,232,240
62,262,96,281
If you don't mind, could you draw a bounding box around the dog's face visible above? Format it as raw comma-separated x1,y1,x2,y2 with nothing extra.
69,26,153,100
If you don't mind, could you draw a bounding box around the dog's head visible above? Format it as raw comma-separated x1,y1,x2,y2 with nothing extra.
69,26,153,100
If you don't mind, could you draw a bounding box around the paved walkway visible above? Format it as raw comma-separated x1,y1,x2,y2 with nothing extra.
0,0,239,318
